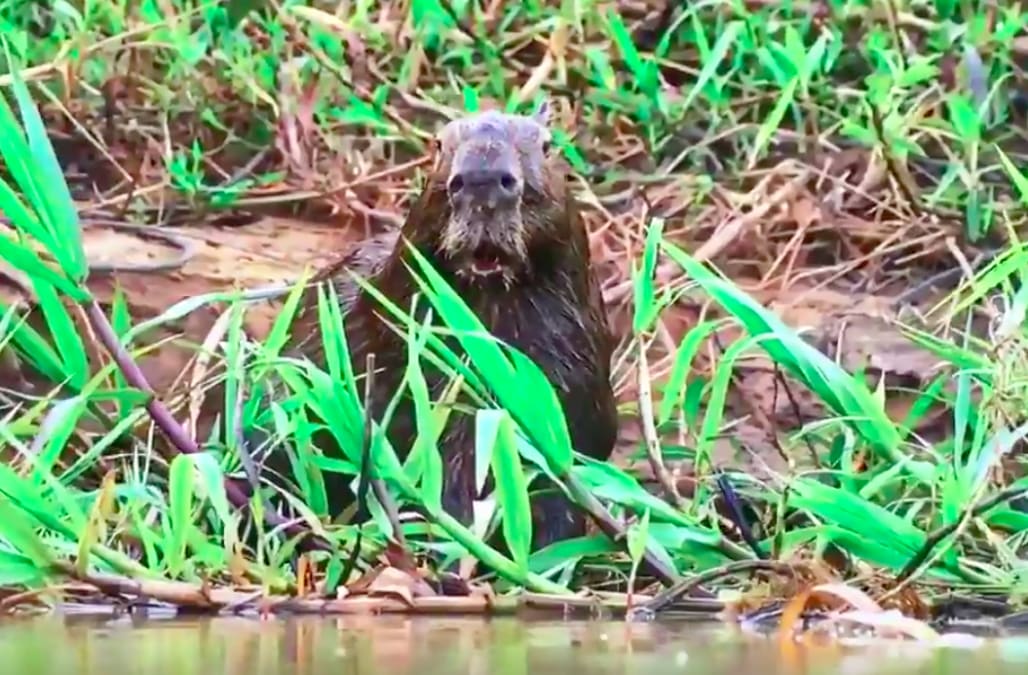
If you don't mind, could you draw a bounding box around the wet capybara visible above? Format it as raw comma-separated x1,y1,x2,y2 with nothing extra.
273,103,619,552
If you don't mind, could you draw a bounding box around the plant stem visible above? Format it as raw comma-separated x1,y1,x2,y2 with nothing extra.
636,334,686,509
565,474,682,586
84,300,334,553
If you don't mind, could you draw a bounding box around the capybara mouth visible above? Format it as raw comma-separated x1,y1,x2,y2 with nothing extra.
457,243,515,280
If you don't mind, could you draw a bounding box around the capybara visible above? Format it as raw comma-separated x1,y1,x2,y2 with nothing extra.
271,103,619,552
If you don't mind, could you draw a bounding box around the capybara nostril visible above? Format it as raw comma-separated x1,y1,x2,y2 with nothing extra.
497,171,518,193
447,173,465,195
447,168,520,203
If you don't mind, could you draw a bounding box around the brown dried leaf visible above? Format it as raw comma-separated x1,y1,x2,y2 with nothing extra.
363,566,437,606
768,287,944,382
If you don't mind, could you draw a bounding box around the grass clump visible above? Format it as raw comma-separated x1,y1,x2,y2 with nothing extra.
0,1,1026,622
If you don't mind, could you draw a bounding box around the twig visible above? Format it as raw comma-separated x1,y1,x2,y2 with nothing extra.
892,483,1028,587
636,334,686,509
692,168,812,263
629,559,800,619
39,555,685,616
770,361,820,468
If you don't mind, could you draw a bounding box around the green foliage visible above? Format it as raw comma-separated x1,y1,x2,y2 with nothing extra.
0,0,1026,600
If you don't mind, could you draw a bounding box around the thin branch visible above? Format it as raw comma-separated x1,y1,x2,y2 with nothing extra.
636,334,687,509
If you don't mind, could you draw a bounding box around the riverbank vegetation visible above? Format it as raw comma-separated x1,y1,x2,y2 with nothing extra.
0,0,1026,636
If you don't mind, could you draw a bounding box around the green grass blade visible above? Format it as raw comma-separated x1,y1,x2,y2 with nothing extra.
660,236,927,481
31,276,89,390
657,318,726,426
3,42,87,279
166,453,196,577
489,410,533,572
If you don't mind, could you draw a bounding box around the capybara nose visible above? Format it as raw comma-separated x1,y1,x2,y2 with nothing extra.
447,169,520,205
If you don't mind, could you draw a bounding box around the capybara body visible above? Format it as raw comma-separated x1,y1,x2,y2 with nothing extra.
280,105,618,551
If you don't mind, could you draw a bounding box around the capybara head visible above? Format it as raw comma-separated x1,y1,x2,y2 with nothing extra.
418,102,567,287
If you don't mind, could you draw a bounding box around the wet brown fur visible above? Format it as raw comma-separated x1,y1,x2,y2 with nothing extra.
276,109,618,551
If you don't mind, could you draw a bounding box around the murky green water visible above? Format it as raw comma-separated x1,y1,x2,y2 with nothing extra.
1,613,1028,674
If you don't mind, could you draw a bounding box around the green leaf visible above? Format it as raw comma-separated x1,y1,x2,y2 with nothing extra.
0,548,46,586
605,9,652,92
191,452,233,532
527,534,619,575
748,76,798,167
58,406,148,485
996,146,1028,205
632,217,666,334
660,236,926,481
167,453,197,577
788,478,938,569
222,298,247,458
475,409,503,495
946,94,980,143
32,275,89,390
400,244,575,473
626,507,650,564
678,21,742,115
3,41,87,280
0,303,66,386
658,319,726,426
462,85,480,113
489,410,533,572
0,495,57,572
0,232,84,300
696,334,763,470
121,285,286,345
31,396,89,484
404,311,446,512
574,459,715,539
262,269,312,359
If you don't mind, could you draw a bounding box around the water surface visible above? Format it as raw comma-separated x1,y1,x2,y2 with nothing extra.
1,612,1027,674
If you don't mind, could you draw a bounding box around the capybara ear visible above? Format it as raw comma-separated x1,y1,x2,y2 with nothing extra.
532,98,551,127
474,96,504,113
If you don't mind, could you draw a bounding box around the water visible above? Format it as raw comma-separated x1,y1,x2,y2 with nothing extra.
1,613,1027,674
